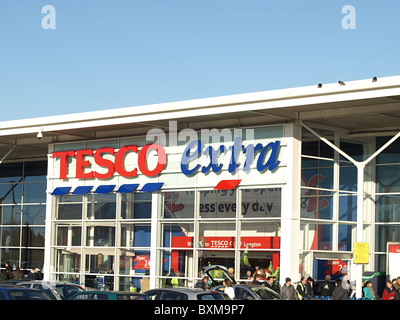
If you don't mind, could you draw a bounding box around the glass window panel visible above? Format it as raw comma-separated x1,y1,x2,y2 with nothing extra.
376,137,400,164
120,223,151,247
375,225,400,252
301,193,333,220
22,205,45,225
1,248,19,267
240,221,281,239
160,250,191,287
376,195,400,222
0,183,22,204
84,253,114,274
21,227,45,247
339,195,357,221
339,165,357,191
23,161,47,182
86,226,115,247
301,223,333,251
23,182,46,203
0,163,23,183
238,250,280,280
55,250,81,273
163,191,194,219
21,249,44,269
241,188,281,218
161,223,194,248
377,165,400,193
88,194,116,219
1,227,20,246
57,195,83,220
0,205,21,225
200,190,236,218
339,141,364,162
302,167,333,190
121,193,152,219
338,224,355,251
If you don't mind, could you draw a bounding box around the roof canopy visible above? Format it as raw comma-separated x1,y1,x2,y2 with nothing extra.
1,75,400,162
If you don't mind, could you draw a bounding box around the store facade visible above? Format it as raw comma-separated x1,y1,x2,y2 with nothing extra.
0,76,400,292
47,123,299,291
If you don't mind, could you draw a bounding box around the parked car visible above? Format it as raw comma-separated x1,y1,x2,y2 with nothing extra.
0,284,52,300
211,284,282,300
144,287,230,300
68,290,150,300
16,281,85,300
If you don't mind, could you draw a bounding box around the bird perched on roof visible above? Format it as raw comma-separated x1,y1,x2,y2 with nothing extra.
338,81,346,86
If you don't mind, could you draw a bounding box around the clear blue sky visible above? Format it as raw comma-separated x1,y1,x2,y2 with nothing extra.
1,0,399,121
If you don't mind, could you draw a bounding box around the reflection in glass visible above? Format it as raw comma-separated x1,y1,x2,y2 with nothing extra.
163,191,194,219
200,190,236,218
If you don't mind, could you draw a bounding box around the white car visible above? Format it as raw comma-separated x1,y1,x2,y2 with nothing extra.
16,280,85,300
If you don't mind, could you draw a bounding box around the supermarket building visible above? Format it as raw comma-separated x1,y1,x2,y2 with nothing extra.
1,75,400,292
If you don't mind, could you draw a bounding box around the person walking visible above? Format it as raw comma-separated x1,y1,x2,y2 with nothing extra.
382,280,396,300
280,277,298,300
318,275,334,297
332,279,348,300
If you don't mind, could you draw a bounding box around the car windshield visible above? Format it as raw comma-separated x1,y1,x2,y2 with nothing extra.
54,284,83,300
116,294,150,300
198,293,225,300
250,287,281,299
8,290,52,300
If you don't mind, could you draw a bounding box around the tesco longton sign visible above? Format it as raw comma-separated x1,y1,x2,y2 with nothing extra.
52,137,281,180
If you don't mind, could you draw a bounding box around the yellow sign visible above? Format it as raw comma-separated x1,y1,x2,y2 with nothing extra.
354,242,369,264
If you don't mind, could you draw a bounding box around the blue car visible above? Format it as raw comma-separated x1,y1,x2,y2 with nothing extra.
0,284,52,300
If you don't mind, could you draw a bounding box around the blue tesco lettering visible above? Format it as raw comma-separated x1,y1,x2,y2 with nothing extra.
180,137,281,175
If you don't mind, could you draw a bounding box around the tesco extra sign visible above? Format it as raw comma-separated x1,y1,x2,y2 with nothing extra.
52,137,280,180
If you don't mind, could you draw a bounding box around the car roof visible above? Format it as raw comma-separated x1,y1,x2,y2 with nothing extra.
147,287,208,292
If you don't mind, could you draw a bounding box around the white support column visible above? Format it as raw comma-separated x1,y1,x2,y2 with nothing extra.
280,123,302,283
150,192,161,289
355,163,365,299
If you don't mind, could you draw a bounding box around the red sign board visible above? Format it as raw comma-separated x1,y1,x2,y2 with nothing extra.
388,244,400,253
171,236,279,249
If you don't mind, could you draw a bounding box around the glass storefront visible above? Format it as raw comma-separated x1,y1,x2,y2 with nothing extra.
51,187,282,290
0,161,47,272
300,128,366,280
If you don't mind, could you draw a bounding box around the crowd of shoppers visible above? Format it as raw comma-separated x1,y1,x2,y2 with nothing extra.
279,273,400,300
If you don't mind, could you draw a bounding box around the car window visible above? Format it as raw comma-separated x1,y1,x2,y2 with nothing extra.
198,293,224,300
32,284,56,299
92,293,109,300
160,291,188,300
70,293,91,300
250,287,281,300
144,290,159,300
115,293,149,300
8,290,51,300
54,285,82,300
235,287,253,300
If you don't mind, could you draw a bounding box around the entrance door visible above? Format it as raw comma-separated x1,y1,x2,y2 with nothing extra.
313,254,352,283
